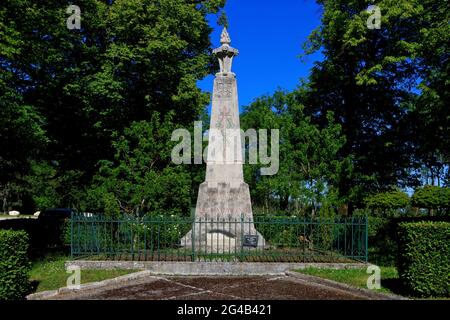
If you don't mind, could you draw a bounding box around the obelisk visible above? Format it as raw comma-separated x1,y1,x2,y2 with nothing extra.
181,28,265,253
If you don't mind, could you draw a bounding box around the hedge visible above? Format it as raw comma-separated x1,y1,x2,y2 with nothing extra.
0,230,31,300
397,221,450,297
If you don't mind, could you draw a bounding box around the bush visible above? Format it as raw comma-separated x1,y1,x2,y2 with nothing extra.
412,185,450,215
364,190,410,215
0,230,31,300
397,221,450,297
367,216,397,266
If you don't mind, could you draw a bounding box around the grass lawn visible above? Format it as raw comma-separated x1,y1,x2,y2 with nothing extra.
29,254,139,292
295,266,401,296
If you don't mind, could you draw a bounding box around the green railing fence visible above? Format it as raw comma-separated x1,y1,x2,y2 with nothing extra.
71,214,368,262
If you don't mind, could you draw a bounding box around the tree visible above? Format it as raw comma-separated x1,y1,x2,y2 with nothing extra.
302,0,449,213
408,0,450,187
241,91,346,216
412,186,450,216
85,113,194,217
0,72,48,212
0,0,226,211
364,190,410,216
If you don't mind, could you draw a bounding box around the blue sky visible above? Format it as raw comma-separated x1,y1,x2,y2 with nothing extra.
197,0,324,111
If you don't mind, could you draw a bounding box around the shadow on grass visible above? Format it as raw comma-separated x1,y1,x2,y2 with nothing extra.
29,247,70,261
382,277,407,296
29,280,40,291
27,280,41,297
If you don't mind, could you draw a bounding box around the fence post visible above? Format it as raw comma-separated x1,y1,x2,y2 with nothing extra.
192,217,196,262
157,218,160,261
303,215,306,263
365,216,369,262
240,213,244,261
131,219,134,261
144,217,147,261
70,211,74,259
351,216,354,259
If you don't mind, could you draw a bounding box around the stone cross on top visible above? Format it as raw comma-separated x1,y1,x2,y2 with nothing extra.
213,28,239,75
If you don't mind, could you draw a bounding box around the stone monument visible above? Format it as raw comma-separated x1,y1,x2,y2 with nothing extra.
181,28,265,253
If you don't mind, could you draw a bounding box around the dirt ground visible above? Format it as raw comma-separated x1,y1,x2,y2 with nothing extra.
60,276,373,300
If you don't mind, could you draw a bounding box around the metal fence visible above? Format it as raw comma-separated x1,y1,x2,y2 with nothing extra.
71,214,368,263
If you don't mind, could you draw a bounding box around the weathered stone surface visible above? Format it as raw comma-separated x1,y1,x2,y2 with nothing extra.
65,260,369,274
181,28,264,251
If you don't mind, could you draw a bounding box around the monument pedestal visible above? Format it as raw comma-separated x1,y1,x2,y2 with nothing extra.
181,182,265,253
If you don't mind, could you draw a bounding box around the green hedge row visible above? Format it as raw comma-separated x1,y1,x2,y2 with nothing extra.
0,230,31,300
397,221,450,297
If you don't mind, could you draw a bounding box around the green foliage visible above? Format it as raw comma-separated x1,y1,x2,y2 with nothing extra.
316,201,336,249
241,91,347,215
411,0,449,186
255,217,301,248
367,216,397,266
353,208,399,266
85,114,194,216
103,193,121,218
71,214,192,256
364,190,410,213
23,162,84,210
0,0,224,212
412,186,450,214
0,230,31,300
397,221,450,297
217,10,229,28
62,219,71,247
303,0,450,209
142,214,191,248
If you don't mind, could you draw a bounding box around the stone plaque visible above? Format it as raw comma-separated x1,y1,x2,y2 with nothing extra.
243,235,259,248
215,78,233,99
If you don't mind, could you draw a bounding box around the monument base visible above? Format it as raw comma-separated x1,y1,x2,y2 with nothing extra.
181,181,266,253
